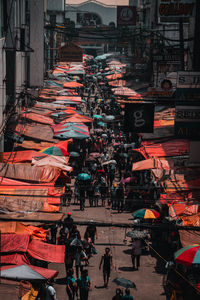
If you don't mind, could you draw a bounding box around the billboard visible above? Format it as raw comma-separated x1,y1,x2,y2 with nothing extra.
58,42,83,62
124,103,154,133
117,6,136,27
158,0,195,23
175,103,200,139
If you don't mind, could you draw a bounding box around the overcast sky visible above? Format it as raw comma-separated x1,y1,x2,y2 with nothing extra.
67,0,130,6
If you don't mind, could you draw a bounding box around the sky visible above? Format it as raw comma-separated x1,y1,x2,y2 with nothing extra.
67,0,130,6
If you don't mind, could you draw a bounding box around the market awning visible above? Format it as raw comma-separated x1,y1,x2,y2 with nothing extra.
0,150,46,163
132,158,174,171
0,163,61,183
63,81,83,88
0,264,58,281
1,253,30,265
133,139,189,159
1,234,30,253
27,239,65,263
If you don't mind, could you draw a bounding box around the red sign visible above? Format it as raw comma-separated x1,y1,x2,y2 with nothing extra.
117,6,136,27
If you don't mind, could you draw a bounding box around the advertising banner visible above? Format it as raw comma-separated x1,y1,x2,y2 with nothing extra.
158,0,195,23
176,72,200,101
124,103,154,133
117,6,136,27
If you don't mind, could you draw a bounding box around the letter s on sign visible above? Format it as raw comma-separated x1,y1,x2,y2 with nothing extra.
133,110,145,127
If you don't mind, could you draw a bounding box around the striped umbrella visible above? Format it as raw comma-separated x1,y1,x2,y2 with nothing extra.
174,245,200,266
132,209,160,219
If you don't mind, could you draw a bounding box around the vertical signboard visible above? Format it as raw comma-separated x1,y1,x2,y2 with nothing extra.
29,0,44,86
117,6,136,27
175,103,200,139
158,0,195,23
176,71,200,101
124,103,154,133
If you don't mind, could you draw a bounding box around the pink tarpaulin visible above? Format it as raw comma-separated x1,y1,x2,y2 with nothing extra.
1,234,30,253
1,253,30,265
27,239,65,263
0,151,46,163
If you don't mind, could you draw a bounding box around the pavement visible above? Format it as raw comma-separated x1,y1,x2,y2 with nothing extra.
50,202,166,300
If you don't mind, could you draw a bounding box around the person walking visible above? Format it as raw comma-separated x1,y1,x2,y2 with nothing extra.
85,221,98,244
131,238,142,270
112,288,123,300
77,269,92,300
66,268,77,300
99,247,113,288
45,280,58,300
122,288,134,300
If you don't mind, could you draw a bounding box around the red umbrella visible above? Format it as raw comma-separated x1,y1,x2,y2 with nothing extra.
97,169,105,173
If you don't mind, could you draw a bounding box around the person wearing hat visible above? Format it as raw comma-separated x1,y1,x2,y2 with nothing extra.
64,212,74,231
112,288,123,300
110,182,118,210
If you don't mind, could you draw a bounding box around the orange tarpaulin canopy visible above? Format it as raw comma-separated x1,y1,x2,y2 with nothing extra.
15,140,55,150
168,203,198,219
0,151,46,163
62,115,93,123
0,222,48,240
21,112,54,125
154,119,174,128
63,81,83,88
27,239,65,263
132,158,174,171
106,73,123,81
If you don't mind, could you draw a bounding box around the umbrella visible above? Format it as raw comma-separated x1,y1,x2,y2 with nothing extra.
93,115,103,119
104,115,115,122
123,177,137,184
77,173,91,181
0,264,58,281
94,128,103,133
119,153,129,158
174,245,200,266
89,152,101,158
97,169,105,173
126,230,149,239
40,145,69,156
70,238,83,247
69,151,80,157
55,130,89,140
97,121,106,127
113,278,136,289
102,159,117,166
101,133,108,138
132,209,160,219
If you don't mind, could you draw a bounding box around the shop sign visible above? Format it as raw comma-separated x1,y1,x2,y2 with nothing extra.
58,42,83,62
158,0,195,23
177,72,200,88
176,72,200,101
124,103,154,133
153,54,180,62
117,6,136,27
175,103,200,139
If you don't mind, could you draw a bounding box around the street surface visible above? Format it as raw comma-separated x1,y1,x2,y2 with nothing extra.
51,204,166,300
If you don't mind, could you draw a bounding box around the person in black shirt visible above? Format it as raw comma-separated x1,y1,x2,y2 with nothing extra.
99,247,113,288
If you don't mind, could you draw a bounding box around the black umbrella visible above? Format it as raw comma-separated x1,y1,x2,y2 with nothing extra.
70,238,82,247
113,278,136,289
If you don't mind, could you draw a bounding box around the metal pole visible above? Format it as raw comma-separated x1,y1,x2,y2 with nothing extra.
179,18,185,70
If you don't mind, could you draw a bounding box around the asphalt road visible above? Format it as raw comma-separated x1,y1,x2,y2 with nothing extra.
50,203,166,300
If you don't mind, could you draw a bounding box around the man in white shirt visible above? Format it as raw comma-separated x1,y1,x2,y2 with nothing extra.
45,281,58,300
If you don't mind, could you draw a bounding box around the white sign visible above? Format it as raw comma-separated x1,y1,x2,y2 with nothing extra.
177,72,200,88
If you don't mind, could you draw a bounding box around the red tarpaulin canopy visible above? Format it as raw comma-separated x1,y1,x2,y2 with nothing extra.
1,253,30,265
27,239,65,263
1,234,30,253
63,81,83,88
0,150,46,163
133,140,189,159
